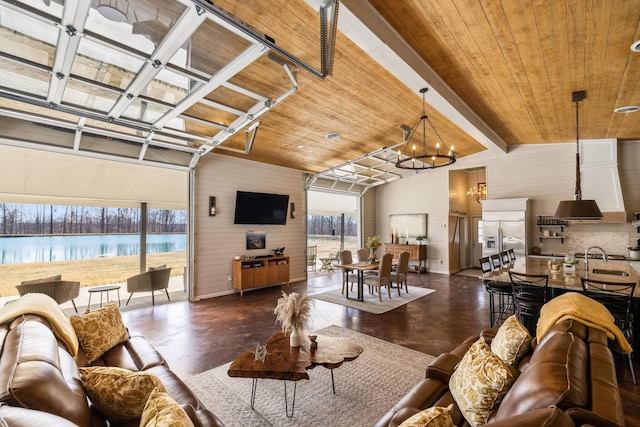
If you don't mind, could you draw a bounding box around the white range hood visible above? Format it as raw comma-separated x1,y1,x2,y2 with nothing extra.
579,138,626,223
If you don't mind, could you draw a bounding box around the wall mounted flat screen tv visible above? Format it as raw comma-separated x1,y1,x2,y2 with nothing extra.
234,191,289,225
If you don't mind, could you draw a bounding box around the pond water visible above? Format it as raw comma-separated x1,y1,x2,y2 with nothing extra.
0,234,186,264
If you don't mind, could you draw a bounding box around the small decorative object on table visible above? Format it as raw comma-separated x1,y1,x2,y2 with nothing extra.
272,246,285,256
274,291,313,347
309,335,318,350
253,343,268,363
366,235,381,263
563,255,579,275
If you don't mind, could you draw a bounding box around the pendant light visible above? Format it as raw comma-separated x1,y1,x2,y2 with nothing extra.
554,91,602,220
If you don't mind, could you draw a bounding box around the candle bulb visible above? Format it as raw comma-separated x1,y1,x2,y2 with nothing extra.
436,142,440,155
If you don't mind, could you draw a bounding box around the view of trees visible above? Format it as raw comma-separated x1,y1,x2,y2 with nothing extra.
307,214,357,236
0,204,186,235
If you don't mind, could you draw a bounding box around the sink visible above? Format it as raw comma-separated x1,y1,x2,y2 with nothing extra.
591,268,629,276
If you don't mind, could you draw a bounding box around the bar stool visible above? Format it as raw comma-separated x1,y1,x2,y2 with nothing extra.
509,271,548,336
507,248,516,262
480,256,513,327
581,277,637,384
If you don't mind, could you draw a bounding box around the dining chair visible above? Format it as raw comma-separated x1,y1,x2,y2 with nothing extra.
390,251,410,294
339,250,358,294
306,245,317,272
363,253,393,301
581,277,637,384
509,271,549,335
480,256,512,327
356,248,370,263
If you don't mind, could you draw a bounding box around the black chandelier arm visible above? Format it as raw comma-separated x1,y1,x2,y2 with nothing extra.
395,153,456,170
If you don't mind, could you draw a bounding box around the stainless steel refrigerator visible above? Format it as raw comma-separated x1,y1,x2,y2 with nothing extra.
482,210,527,259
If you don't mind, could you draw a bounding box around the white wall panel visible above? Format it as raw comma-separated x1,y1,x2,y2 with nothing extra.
193,154,306,299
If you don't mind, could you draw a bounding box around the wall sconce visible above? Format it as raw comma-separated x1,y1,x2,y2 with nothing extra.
209,196,216,216
290,202,295,219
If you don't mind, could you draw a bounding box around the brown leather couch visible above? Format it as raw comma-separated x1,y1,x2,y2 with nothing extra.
0,314,224,427
375,319,624,427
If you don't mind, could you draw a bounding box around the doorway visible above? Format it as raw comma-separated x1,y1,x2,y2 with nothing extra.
307,191,360,275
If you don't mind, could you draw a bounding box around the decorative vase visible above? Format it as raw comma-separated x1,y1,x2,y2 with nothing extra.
369,248,376,263
290,329,301,347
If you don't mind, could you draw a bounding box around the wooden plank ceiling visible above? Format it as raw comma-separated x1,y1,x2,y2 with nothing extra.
0,0,638,176
211,0,640,173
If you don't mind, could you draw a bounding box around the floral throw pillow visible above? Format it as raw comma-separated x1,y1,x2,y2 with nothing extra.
80,367,166,423
491,314,532,365
140,387,195,427
398,404,454,427
449,337,516,427
70,302,129,363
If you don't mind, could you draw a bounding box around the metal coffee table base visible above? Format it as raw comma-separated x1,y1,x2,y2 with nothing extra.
250,369,337,417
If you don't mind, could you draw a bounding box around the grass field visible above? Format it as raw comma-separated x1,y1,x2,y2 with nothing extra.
0,252,186,297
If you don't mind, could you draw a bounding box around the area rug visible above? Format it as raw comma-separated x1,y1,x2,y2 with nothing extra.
310,286,436,314
185,325,435,427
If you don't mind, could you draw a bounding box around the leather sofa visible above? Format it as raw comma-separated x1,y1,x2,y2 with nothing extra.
375,319,624,427
0,313,224,427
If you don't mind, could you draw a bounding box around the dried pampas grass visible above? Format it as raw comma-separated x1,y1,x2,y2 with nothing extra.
274,291,313,333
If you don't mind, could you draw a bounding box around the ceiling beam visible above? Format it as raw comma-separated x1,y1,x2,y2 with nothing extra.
337,0,508,155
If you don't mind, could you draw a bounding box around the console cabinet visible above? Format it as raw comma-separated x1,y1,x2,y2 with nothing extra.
384,244,427,273
232,256,289,296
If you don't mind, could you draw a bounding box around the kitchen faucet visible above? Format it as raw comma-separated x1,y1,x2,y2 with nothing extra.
584,246,608,273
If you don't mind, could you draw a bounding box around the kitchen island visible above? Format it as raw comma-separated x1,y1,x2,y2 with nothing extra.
492,256,640,297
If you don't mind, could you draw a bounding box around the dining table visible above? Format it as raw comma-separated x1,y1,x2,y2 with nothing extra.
335,261,379,301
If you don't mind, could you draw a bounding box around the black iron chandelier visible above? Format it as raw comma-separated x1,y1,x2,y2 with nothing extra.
395,88,456,170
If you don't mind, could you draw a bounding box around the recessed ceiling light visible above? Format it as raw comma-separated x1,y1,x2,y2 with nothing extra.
614,106,640,114
297,144,304,148
631,40,640,53
325,132,341,141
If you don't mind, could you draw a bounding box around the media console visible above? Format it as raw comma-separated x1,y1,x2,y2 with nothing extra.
232,255,290,296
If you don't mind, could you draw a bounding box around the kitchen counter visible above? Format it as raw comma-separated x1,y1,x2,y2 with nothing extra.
488,257,640,297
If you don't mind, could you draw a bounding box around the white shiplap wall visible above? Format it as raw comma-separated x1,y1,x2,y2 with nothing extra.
375,141,640,272
193,154,307,299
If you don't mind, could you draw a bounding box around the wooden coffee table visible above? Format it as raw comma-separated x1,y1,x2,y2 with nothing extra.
228,330,363,417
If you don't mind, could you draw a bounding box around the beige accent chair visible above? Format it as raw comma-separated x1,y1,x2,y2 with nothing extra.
390,251,410,294
363,253,394,301
126,267,171,306
16,275,80,312
307,245,317,272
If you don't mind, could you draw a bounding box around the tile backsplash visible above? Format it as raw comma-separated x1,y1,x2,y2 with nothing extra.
565,232,631,255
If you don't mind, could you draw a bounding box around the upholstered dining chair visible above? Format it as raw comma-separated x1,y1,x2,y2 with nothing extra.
363,253,393,301
390,251,410,294
307,245,318,272
480,256,512,327
509,271,548,335
356,247,370,263
581,277,637,384
339,250,359,294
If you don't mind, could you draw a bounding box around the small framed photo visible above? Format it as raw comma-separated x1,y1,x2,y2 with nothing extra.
246,231,266,250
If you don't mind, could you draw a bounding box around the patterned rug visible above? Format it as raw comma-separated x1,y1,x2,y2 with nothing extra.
185,325,436,427
310,286,436,314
